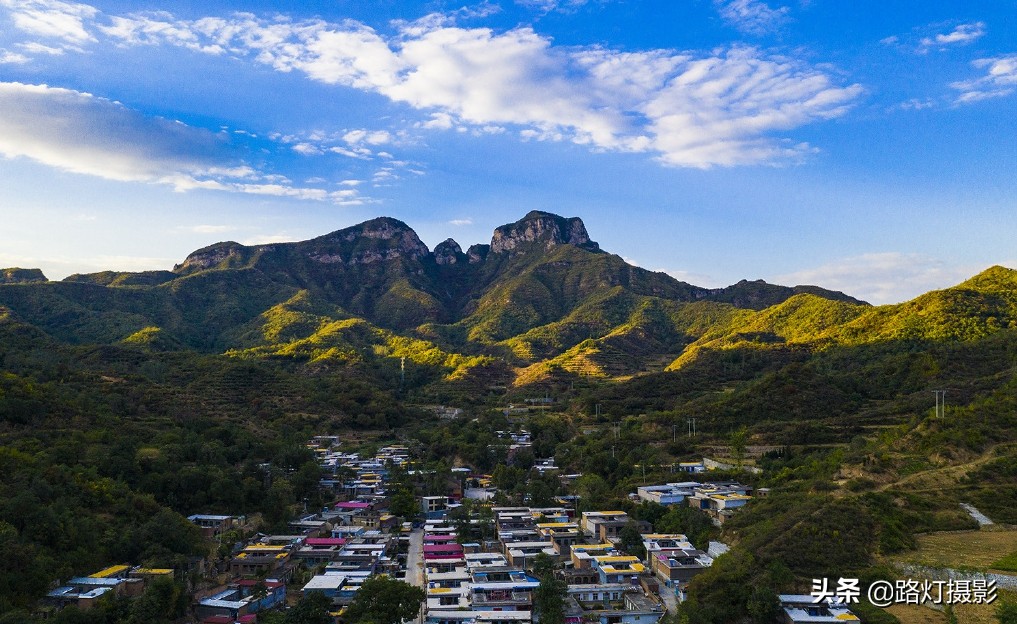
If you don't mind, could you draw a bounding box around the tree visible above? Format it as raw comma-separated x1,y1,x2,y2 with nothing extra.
284,591,332,624
997,599,1017,624
618,520,646,559
533,553,567,624
344,574,425,624
389,487,419,520
730,427,748,469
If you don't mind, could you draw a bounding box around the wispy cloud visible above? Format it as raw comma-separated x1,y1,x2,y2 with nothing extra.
920,22,985,51
0,49,30,64
0,0,97,46
449,218,474,226
242,233,296,245
0,251,174,278
951,55,1017,104
515,0,590,14
0,81,355,202
11,4,862,169
775,252,979,305
714,0,790,36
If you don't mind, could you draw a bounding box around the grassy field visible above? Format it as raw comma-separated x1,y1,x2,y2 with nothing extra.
883,589,1016,624
894,527,1017,571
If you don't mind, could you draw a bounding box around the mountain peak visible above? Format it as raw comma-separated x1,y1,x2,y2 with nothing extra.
490,211,600,255
957,265,1017,292
1,268,47,284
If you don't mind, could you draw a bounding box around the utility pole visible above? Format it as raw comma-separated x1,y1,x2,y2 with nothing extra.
400,357,406,389
672,424,677,443
933,390,947,418
687,417,696,437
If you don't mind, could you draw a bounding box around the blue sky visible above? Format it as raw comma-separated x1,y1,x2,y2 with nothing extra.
1,0,1015,304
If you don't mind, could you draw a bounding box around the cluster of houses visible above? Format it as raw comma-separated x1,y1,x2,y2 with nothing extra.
632,480,763,526
422,505,668,624
46,565,175,612
42,435,859,624
189,439,414,623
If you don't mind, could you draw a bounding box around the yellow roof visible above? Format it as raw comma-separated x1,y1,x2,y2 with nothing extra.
90,565,129,578
595,555,640,563
835,614,860,621
537,522,576,528
573,543,614,551
246,544,286,551
603,563,646,573
133,568,173,575
429,588,453,594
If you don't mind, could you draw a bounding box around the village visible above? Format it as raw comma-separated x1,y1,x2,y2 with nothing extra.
39,432,860,624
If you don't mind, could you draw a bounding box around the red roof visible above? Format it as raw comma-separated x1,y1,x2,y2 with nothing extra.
424,534,457,542
423,544,464,554
306,537,346,546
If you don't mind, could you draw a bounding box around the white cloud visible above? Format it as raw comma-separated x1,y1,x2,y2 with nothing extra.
18,41,66,54
920,22,985,51
0,49,30,64
894,98,935,111
0,251,174,278
8,4,863,169
774,252,979,305
0,81,349,202
951,55,1017,104
292,142,324,155
515,0,589,14
343,129,392,146
449,218,474,226
242,234,296,245
714,0,790,36
0,0,97,45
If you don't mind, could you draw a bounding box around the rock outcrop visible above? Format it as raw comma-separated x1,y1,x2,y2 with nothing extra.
434,239,464,265
0,268,46,284
490,211,600,254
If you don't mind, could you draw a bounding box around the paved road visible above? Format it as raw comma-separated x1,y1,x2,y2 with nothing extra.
960,503,994,526
407,528,425,588
404,528,426,624
657,584,679,613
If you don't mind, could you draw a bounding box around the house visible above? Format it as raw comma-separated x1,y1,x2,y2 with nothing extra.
47,574,144,611
503,540,557,568
422,496,451,520
188,514,238,537
640,534,693,566
649,549,712,586
229,544,291,577
580,511,629,537
595,519,652,544
779,595,860,623
302,573,350,603
426,610,532,624
564,585,665,624
634,483,699,506
194,580,285,620
689,488,752,525
468,568,540,612
570,544,616,569
590,555,645,584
